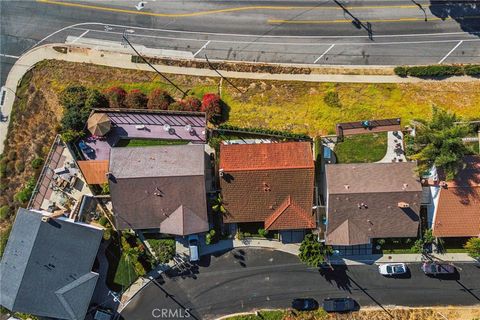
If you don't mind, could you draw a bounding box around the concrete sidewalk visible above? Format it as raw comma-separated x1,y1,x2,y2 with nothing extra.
2,43,479,155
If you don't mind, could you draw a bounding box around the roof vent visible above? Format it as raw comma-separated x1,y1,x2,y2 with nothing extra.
357,202,368,209
402,183,408,190
398,202,410,208
263,182,271,192
219,168,224,177
344,184,350,190
41,216,50,223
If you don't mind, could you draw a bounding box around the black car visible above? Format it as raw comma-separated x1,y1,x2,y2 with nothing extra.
322,297,356,312
291,298,319,311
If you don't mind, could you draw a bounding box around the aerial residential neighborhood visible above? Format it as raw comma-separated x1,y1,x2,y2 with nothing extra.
0,1,479,320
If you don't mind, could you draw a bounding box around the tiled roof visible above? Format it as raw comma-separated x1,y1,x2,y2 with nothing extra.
433,187,480,237
433,156,480,237
219,142,314,171
220,142,315,230
265,196,316,230
325,162,422,245
77,160,109,185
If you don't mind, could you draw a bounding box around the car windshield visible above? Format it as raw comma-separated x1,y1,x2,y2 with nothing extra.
386,266,393,273
394,266,404,273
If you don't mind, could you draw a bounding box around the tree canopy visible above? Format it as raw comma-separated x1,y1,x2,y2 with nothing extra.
298,233,332,267
411,106,471,180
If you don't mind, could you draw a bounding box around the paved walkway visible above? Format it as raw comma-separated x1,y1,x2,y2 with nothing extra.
377,131,407,163
2,43,479,154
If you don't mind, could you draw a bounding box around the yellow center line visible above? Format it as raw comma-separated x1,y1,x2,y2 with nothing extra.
268,15,480,24
37,0,429,18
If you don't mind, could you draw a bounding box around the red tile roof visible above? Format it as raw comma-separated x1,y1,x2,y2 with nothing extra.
220,142,314,172
220,142,315,230
433,187,480,237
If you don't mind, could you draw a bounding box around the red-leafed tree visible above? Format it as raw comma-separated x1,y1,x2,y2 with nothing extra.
201,93,223,123
103,86,127,108
147,88,174,110
125,89,148,109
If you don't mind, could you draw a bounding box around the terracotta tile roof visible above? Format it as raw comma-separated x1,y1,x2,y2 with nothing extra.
77,160,109,185
433,186,480,237
325,162,423,245
433,156,480,237
220,142,315,230
265,196,316,230
220,142,314,171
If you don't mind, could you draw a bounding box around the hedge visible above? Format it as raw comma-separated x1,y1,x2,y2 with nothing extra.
217,124,311,140
395,64,480,78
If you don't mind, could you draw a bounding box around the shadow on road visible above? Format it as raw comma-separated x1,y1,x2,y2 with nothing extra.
318,265,352,292
429,0,480,36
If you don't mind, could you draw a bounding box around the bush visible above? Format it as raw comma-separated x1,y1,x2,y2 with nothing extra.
31,157,44,169
98,216,108,226
464,65,480,76
60,85,89,109
147,89,174,110
60,129,84,143
0,205,10,222
323,91,341,108
201,93,223,123
394,66,408,77
14,177,36,204
298,233,332,267
148,239,175,263
7,151,16,161
101,182,110,195
205,229,217,245
103,228,112,241
104,86,127,108
15,160,25,173
183,96,202,111
464,237,480,260
85,89,109,109
258,228,268,238
217,124,311,140
125,89,148,109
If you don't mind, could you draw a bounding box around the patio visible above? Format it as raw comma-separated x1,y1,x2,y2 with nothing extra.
79,109,207,160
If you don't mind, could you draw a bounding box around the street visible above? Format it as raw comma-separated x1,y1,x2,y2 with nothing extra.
2,0,480,85
120,248,480,320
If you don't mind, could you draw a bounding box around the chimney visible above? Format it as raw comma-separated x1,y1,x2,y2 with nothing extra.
398,202,410,208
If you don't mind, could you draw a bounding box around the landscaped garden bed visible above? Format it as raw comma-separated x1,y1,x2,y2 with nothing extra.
334,133,388,163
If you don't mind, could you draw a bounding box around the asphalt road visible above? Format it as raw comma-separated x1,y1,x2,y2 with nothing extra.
119,248,480,320
1,0,480,86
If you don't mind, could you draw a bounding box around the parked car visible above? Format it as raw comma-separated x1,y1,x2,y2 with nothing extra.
378,263,408,276
0,86,6,108
291,298,319,311
421,262,455,275
188,234,200,262
94,308,113,320
322,297,355,312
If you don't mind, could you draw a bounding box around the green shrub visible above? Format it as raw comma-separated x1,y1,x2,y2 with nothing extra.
14,177,36,204
147,89,174,110
98,216,108,226
258,228,268,238
148,239,175,263
298,233,333,267
394,66,408,77
60,85,89,109
31,157,44,169
377,239,386,246
101,182,110,195
0,224,12,257
464,237,480,259
401,65,463,78
217,124,311,140
103,228,112,241
85,89,109,109
0,205,10,222
464,65,480,76
323,91,341,108
104,86,127,108
15,160,25,173
60,129,84,143
206,229,217,245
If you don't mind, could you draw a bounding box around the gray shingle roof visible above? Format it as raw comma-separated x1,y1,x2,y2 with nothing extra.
0,209,103,320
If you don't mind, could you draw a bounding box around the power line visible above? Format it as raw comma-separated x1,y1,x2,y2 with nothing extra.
121,33,188,96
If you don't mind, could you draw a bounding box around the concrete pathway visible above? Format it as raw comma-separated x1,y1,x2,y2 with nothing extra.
2,43,479,154
377,131,407,163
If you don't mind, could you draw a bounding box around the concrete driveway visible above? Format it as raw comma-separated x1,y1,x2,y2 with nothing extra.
119,248,480,320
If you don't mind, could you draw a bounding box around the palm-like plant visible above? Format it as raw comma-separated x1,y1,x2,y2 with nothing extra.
211,194,227,214
411,106,471,180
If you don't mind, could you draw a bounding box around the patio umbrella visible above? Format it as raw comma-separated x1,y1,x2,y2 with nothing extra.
87,113,111,136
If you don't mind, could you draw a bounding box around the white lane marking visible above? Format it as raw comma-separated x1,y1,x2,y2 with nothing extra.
76,27,480,47
314,44,335,63
32,22,103,48
438,40,463,64
69,30,89,44
193,40,211,57
0,53,20,59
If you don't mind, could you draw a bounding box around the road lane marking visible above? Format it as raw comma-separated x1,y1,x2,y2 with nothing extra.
314,44,335,63
438,40,464,64
69,30,89,44
193,40,211,57
0,53,20,59
37,0,431,18
268,17,447,24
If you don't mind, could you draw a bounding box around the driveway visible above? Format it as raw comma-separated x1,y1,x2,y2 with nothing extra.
120,248,480,320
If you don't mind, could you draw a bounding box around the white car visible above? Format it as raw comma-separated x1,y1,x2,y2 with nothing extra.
378,263,408,276
188,234,200,262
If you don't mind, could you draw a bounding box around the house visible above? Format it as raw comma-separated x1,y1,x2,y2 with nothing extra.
324,162,422,246
432,156,480,238
0,208,103,320
108,145,209,234
219,142,316,242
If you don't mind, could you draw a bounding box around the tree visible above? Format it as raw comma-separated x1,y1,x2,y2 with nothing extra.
464,237,480,260
147,89,174,110
125,89,148,109
211,194,227,215
85,89,109,109
298,234,332,267
183,96,202,111
60,85,89,109
201,93,223,123
411,106,471,180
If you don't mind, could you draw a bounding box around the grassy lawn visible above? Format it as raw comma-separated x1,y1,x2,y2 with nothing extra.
113,253,139,288
334,133,388,163
225,310,285,320
115,139,189,147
